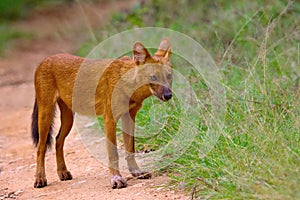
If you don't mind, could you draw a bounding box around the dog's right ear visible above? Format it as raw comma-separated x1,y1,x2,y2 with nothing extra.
154,38,171,59
133,42,152,65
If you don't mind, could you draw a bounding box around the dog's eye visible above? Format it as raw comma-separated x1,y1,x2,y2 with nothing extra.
150,75,157,81
167,74,172,80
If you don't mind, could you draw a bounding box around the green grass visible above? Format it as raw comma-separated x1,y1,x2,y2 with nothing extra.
78,0,300,199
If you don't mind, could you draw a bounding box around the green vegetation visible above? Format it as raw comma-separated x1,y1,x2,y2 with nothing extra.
0,24,32,54
0,0,74,21
0,0,73,54
84,0,300,198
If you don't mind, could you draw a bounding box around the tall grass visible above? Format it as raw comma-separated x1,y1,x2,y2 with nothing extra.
77,0,300,198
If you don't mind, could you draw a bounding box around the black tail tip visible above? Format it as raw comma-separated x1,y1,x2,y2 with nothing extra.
31,99,39,147
31,98,53,151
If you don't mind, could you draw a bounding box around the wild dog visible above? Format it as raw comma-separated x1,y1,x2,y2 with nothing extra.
31,38,172,189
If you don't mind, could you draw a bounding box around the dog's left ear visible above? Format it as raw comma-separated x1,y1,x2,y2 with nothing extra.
154,38,172,59
133,42,152,65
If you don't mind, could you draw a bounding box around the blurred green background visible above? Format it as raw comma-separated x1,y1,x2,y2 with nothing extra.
0,0,73,20
0,0,73,54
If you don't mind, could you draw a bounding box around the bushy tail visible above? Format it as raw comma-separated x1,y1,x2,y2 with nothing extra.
31,98,53,151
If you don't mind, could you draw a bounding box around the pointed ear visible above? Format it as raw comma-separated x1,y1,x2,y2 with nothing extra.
154,38,172,59
133,42,151,65
164,47,172,60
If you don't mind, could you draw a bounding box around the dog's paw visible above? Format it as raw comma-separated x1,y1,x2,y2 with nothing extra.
110,175,127,189
34,177,47,188
131,170,152,179
58,170,73,181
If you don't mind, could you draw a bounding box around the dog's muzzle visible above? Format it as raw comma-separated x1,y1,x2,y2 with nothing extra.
162,87,172,101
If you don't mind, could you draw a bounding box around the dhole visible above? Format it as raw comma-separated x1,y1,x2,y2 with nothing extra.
31,38,172,189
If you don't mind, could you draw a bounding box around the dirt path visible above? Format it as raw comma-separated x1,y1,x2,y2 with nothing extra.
0,1,187,199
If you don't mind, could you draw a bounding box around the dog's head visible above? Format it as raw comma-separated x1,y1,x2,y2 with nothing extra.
132,38,173,102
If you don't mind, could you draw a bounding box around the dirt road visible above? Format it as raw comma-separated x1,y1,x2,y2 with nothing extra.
0,1,187,199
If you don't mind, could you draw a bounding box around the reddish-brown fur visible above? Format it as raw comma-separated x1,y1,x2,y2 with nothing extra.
31,38,172,189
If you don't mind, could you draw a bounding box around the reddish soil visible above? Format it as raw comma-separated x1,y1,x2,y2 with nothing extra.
0,1,188,199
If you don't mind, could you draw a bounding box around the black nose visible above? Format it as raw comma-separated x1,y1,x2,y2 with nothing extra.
163,92,172,100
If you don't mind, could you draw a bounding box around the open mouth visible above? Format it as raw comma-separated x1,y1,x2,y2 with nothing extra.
161,96,169,102
159,93,172,102
160,96,168,102
150,88,172,102
152,93,167,102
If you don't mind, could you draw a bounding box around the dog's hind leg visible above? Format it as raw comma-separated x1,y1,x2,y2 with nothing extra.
56,98,73,181
34,95,56,188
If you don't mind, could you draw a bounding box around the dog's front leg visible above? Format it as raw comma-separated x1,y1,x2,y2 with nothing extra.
121,106,152,179
104,114,127,189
